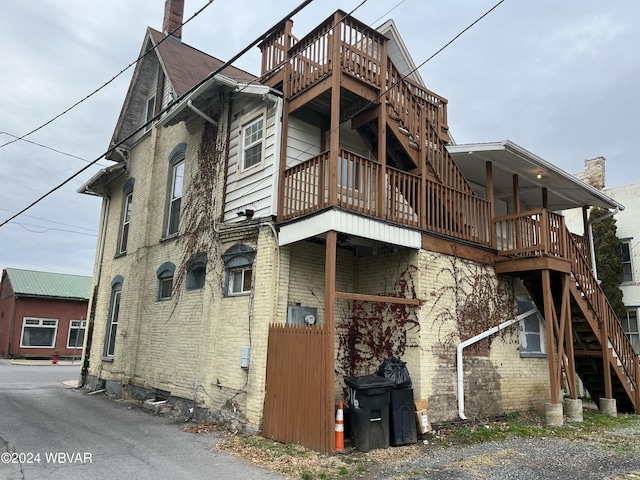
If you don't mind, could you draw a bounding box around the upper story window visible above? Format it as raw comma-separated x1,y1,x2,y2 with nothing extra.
145,95,156,131
165,146,186,237
104,276,123,359
157,262,176,301
117,178,135,256
621,240,633,283
241,116,264,171
223,244,255,297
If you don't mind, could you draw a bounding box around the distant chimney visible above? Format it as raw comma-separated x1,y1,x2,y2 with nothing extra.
577,157,606,191
163,0,184,39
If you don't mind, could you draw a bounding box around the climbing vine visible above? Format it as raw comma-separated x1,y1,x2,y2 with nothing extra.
336,262,420,378
429,253,517,356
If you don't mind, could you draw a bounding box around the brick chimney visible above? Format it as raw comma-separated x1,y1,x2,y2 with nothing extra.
576,157,606,191
163,0,184,39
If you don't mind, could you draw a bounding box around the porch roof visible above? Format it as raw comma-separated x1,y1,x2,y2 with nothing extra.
447,140,625,212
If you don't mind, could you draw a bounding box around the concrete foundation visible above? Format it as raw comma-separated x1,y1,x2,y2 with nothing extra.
563,398,583,422
545,402,564,426
599,397,617,417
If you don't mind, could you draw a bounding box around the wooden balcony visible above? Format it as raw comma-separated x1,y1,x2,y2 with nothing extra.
282,149,492,246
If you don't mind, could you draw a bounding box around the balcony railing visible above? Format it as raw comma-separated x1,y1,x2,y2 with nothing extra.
494,209,566,258
282,150,491,246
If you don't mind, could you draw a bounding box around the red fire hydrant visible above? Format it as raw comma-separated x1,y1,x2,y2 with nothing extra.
52,350,59,365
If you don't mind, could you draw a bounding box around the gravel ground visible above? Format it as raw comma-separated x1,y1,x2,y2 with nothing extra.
368,424,640,480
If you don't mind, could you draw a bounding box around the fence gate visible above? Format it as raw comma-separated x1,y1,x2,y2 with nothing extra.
262,324,334,452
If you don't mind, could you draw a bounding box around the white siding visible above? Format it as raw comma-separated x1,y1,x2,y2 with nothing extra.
286,118,322,168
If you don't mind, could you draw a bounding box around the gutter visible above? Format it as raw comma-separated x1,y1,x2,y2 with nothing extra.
457,308,538,420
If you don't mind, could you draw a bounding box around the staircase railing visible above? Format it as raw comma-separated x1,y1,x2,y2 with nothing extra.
566,227,638,395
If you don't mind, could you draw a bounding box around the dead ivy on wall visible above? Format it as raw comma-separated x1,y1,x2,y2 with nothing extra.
429,252,517,357
171,94,227,299
336,262,420,379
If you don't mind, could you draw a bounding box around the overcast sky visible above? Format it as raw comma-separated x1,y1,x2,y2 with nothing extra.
1,0,638,277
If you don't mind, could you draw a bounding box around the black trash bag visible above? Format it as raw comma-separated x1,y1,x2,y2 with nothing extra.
377,356,412,389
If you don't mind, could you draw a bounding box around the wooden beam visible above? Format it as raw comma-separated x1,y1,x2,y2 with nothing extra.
334,292,421,306
288,78,332,113
541,187,548,209
574,350,603,357
324,230,337,453
495,256,571,274
512,174,520,214
327,27,340,208
602,305,613,399
486,161,496,249
562,274,577,399
422,233,496,266
377,102,386,218
276,54,292,221
542,269,561,404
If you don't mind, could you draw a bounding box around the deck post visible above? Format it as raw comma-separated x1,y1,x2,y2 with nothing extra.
562,274,578,399
602,313,613,399
486,161,495,249
327,14,341,208
542,269,561,404
324,230,337,452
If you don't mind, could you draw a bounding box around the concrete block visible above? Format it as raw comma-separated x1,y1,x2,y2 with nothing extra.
599,397,617,417
563,398,583,422
544,402,563,426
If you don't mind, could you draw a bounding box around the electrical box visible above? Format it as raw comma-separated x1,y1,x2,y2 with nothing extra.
240,346,251,369
287,306,317,326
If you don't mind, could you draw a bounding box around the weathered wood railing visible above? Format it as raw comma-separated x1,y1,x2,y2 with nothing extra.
282,151,490,243
567,230,638,398
339,15,385,89
426,179,492,246
259,20,298,76
494,209,566,258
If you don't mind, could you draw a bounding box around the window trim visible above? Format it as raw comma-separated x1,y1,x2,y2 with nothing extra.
228,266,253,296
19,317,59,349
164,146,186,238
156,262,176,301
117,179,134,256
223,244,255,297
517,299,547,358
67,319,87,349
239,114,265,173
186,253,207,291
103,276,123,359
621,307,639,354
621,239,633,283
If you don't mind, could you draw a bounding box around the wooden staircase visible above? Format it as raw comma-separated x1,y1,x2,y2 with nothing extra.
522,227,639,413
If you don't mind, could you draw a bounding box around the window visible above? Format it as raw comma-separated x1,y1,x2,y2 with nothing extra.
241,116,264,171
223,244,255,297
20,318,58,348
157,262,175,300
104,277,123,358
67,320,86,349
620,308,639,354
621,240,633,283
166,158,184,236
517,299,546,357
186,253,207,290
145,95,156,131
229,267,253,295
118,178,135,255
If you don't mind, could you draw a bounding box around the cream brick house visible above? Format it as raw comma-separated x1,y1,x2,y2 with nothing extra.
79,0,636,452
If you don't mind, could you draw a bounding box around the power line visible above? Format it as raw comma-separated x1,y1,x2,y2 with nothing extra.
242,0,507,199
0,0,317,230
0,208,97,232
0,0,218,150
7,221,98,237
0,131,110,168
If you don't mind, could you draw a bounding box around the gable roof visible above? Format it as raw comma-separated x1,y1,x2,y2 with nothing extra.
148,28,255,97
376,19,425,86
4,268,91,301
107,28,256,160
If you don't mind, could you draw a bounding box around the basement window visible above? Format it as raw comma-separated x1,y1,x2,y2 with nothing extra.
223,244,255,297
517,299,546,358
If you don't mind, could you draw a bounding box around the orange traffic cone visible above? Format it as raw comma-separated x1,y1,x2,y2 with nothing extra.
335,401,344,452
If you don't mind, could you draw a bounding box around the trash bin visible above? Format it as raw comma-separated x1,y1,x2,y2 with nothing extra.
389,388,417,446
344,375,394,452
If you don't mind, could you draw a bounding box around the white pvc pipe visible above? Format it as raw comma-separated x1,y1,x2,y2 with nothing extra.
457,308,538,420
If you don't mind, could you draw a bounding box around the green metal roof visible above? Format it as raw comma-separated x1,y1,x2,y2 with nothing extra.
5,268,91,300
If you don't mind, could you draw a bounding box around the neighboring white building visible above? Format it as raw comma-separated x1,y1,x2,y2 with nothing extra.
565,158,640,353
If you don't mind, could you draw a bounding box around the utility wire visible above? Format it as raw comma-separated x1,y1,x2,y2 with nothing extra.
0,207,97,232
7,221,98,237
0,0,317,230
0,0,218,150
0,131,110,168
241,0,507,199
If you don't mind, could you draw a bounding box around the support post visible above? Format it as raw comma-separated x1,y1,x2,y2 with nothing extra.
324,230,337,452
327,14,341,208
562,274,577,399
542,269,560,404
602,313,613,399
486,161,495,249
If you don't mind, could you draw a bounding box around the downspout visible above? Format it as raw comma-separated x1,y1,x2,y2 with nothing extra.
587,207,620,280
187,100,218,126
457,308,538,420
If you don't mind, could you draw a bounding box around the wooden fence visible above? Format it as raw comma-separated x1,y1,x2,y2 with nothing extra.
262,324,334,452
